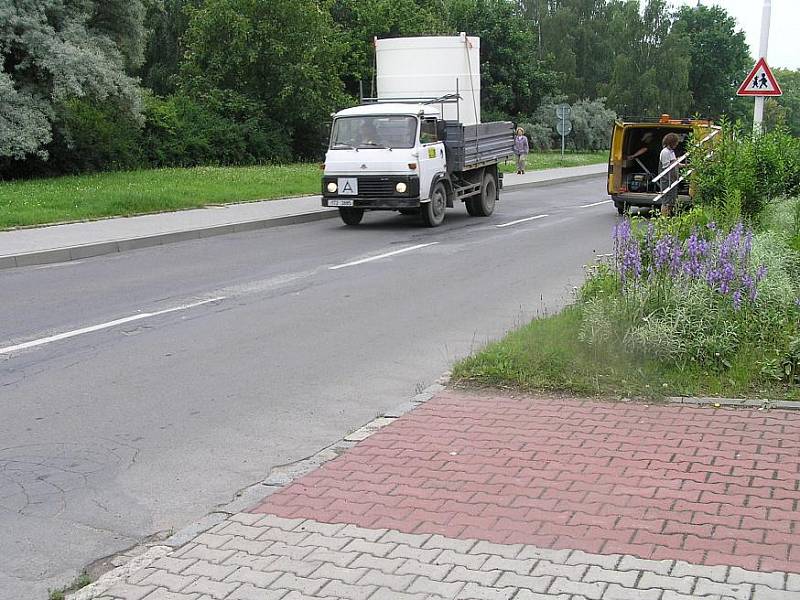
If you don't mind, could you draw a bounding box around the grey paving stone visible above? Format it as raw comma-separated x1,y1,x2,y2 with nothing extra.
583,565,638,587
182,577,240,598
357,568,415,591
548,576,607,599
180,546,236,565
228,513,263,526
436,549,490,570
261,541,316,561
258,528,310,546
619,556,674,575
192,533,234,549
309,562,368,584
396,558,452,580
349,554,405,573
407,576,465,597
511,592,571,600
220,537,271,555
226,566,282,587
367,591,439,600
494,572,553,593
228,584,288,600
297,532,351,551
305,548,360,568
662,592,732,600
694,578,753,600
263,555,321,577
444,565,502,586
422,534,477,553
378,530,432,548
223,551,278,571
751,587,800,600
482,555,536,575
335,524,389,542
294,521,346,536
139,571,198,592
341,538,396,557
671,561,728,582
604,583,661,600
471,541,523,559
531,560,587,580
272,573,327,595
252,515,306,531
182,560,236,581
387,543,442,563
455,582,516,600
149,557,198,574
517,547,573,563
99,583,157,600
315,580,375,600
565,550,621,569
637,572,694,594
727,567,785,589
141,590,201,600
786,573,800,591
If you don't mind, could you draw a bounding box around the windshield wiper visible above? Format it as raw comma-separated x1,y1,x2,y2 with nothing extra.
357,142,390,149
331,143,355,150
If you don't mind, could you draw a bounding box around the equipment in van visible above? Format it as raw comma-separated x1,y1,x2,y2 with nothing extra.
321,34,514,227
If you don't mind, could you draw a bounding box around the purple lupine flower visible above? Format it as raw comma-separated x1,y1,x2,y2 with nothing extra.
756,265,768,281
732,290,742,311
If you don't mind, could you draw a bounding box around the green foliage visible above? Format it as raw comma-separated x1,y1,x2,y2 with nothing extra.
142,92,292,167
691,123,800,219
521,97,616,151
0,0,143,162
180,0,347,159
764,69,800,137
672,5,751,120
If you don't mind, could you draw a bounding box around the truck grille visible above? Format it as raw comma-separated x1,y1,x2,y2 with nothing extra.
357,178,395,197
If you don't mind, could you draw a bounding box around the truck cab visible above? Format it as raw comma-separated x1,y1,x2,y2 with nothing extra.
608,115,718,214
322,103,447,226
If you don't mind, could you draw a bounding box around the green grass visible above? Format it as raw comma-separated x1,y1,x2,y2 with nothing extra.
498,150,607,174
0,163,321,229
1,151,608,230
453,305,800,401
48,573,92,600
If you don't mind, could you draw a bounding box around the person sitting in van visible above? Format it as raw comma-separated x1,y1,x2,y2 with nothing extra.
625,132,656,169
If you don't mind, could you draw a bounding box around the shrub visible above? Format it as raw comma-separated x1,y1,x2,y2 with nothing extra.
523,97,616,152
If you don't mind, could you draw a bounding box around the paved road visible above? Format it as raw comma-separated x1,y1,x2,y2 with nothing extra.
0,178,615,599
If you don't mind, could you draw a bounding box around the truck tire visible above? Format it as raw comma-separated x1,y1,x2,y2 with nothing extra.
421,182,446,227
467,172,497,217
614,200,627,215
339,207,364,225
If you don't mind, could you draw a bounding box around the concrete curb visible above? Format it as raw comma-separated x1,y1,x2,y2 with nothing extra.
2,171,605,271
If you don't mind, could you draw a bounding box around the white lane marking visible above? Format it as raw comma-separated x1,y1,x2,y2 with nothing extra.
579,200,612,208
495,215,549,228
0,297,225,355
329,242,439,270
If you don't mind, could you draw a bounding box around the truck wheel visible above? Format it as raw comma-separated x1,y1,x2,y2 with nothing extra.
468,172,497,217
615,201,627,215
339,207,364,226
421,183,446,227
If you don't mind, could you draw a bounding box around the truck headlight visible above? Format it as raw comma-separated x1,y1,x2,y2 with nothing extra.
327,182,337,193
395,182,407,193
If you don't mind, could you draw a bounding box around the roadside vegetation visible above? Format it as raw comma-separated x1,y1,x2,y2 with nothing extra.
0,151,607,229
455,126,800,400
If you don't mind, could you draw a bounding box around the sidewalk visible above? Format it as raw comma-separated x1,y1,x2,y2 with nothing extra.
0,164,606,270
80,388,800,600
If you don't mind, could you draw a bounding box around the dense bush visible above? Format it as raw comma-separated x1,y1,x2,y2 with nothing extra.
518,97,616,152
692,124,800,219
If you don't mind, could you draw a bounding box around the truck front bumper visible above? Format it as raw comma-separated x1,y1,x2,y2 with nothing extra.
322,175,420,210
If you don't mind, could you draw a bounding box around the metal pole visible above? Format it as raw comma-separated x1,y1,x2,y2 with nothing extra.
561,129,565,158
753,0,771,135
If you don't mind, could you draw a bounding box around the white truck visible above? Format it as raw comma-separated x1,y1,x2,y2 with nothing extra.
321,35,515,227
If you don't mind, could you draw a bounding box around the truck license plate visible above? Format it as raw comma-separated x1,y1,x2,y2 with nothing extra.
328,199,354,207
337,177,358,195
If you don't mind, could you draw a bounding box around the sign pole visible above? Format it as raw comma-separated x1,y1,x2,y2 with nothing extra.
753,0,772,135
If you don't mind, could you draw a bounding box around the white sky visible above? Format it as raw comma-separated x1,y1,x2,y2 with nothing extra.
664,0,798,70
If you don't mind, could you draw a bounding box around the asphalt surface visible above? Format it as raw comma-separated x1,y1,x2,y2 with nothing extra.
0,177,615,599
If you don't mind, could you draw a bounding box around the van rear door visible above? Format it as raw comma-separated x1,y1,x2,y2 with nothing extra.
608,121,626,195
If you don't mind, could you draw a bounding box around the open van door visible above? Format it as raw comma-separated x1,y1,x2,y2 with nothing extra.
607,121,625,199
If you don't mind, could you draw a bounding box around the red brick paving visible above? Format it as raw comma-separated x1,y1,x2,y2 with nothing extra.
252,391,800,572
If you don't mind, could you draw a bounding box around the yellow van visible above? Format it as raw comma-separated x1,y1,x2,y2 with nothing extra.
607,115,719,214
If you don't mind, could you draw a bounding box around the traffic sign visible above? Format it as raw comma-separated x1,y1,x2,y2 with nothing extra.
737,58,782,96
556,120,572,136
555,104,571,119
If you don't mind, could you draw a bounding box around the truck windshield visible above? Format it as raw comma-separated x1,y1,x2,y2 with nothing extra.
330,116,417,149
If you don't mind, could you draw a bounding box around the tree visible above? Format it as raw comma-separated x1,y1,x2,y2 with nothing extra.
672,4,751,120
0,1,143,162
180,0,347,158
443,0,556,120
764,68,800,137
601,0,691,117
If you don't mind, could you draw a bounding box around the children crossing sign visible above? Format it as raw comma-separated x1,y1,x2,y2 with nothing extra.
737,57,782,96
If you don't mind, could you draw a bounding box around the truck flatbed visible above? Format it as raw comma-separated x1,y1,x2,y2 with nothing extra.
443,121,514,172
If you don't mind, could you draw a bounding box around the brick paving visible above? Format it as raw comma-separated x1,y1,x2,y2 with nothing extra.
90,391,800,599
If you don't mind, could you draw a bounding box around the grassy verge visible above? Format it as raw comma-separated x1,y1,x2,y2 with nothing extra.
0,164,321,229
48,573,92,600
498,150,607,174
1,151,608,230
453,304,800,401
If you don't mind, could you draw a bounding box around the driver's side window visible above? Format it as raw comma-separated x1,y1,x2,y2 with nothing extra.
420,118,438,144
